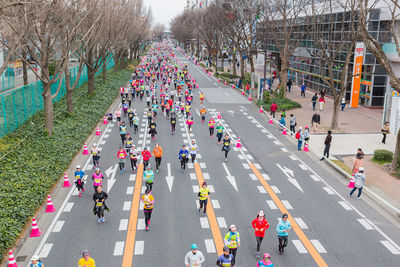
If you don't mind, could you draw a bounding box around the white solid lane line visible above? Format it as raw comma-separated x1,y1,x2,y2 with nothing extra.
205,239,216,253
113,242,125,256
52,221,65,233
119,219,128,231
294,218,309,229
292,240,308,253
310,240,327,253
134,241,144,255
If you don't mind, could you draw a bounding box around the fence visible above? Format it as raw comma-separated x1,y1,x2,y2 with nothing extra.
0,58,115,138
0,68,16,92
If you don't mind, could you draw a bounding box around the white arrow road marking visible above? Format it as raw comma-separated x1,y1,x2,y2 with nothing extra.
165,163,174,192
105,163,118,193
222,163,238,192
277,163,303,193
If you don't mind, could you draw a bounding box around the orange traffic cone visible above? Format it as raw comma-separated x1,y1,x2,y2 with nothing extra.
8,250,19,267
259,107,263,113
218,112,222,119
303,143,309,152
83,144,89,155
96,127,101,136
45,195,56,213
103,116,107,124
30,217,41,237
62,172,71,187
282,128,288,135
236,137,242,148
269,119,273,124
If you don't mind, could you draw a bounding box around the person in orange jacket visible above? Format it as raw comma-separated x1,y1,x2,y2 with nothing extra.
152,143,163,172
252,210,270,259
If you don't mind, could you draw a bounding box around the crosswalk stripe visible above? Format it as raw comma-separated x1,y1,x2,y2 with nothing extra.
200,217,210,228
134,241,144,255
205,239,216,253
310,240,327,253
114,242,125,256
380,240,400,254
292,240,308,253
266,200,277,210
119,219,129,231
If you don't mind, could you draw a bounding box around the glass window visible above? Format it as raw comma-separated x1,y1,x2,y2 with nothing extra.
364,53,374,65
371,97,384,106
373,75,386,86
372,86,385,96
369,9,380,20
374,65,386,75
368,21,379,31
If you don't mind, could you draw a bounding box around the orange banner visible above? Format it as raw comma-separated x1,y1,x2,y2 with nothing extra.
350,43,365,107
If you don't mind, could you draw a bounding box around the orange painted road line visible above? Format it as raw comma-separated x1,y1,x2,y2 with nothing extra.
122,163,144,267
194,163,224,255
249,164,328,267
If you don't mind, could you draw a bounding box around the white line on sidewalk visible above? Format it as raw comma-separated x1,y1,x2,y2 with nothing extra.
200,217,210,228
292,240,308,253
123,201,131,211
113,242,125,256
119,219,128,231
294,218,309,229
38,243,53,258
266,200,278,210
134,241,144,255
310,240,327,253
357,219,374,230
52,221,64,233
205,239,216,253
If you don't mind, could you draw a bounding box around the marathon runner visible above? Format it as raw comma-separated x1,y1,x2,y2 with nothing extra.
252,210,270,259
221,134,231,162
92,185,109,223
224,225,240,266
141,189,154,231
91,168,104,192
74,165,85,197
178,145,189,171
198,182,209,216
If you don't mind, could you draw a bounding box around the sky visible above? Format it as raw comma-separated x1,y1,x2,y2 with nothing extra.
145,0,185,30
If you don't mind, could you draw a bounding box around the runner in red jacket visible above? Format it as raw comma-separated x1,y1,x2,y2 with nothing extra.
142,147,152,169
252,210,270,259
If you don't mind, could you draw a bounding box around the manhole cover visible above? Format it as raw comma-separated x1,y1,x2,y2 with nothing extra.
16,255,27,262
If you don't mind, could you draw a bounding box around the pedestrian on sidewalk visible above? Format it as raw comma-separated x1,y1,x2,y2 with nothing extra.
381,122,390,144
320,88,326,98
311,112,320,132
289,114,296,134
270,101,278,118
304,126,310,142
319,95,326,111
252,210,270,259
349,167,366,199
300,83,306,97
341,97,346,111
279,115,286,131
184,244,205,267
352,148,364,174
320,130,332,160
311,93,318,110
295,127,303,150
287,79,292,92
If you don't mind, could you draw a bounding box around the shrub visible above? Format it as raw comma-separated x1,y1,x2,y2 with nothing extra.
373,149,393,163
0,67,133,262
261,87,301,111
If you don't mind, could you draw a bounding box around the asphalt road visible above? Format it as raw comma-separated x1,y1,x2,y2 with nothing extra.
13,45,400,267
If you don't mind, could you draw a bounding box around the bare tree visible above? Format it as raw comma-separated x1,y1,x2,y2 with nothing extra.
151,23,166,41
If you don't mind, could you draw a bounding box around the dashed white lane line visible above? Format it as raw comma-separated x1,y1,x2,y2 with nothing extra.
338,201,352,211
267,135,273,139
100,140,106,145
261,129,267,133
357,219,374,230
254,163,262,169
242,163,250,169
38,243,53,258
137,218,145,230
200,162,207,168
138,140,143,144
190,173,196,180
106,128,112,133
232,147,238,151
246,154,254,160
139,134,144,138
266,200,278,210
381,240,400,254
262,173,271,181
294,218,309,229
249,174,257,181
273,140,281,145
299,164,308,170
104,134,109,138
126,186,134,195
289,155,297,161
182,133,187,137
203,173,210,180
86,164,93,170
140,128,145,132
188,163,194,169
211,199,220,209
119,219,128,231
310,240,327,253
184,139,189,143
257,186,267,194
139,202,144,210
281,147,288,152
323,187,335,195
217,217,227,228
200,217,210,228
110,123,115,127
63,202,74,212
241,147,247,152
141,186,146,194
123,201,131,211
146,140,151,144
238,154,245,160
134,241,144,255
292,240,308,253
281,200,293,209
310,174,320,181
205,239,216,253
113,241,125,256
129,174,136,181
197,154,202,159
52,221,64,232
271,186,281,194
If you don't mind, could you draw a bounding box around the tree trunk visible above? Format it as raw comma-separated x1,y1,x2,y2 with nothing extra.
22,51,28,86
392,129,400,170
240,54,245,78
249,56,255,73
280,59,288,97
102,62,107,83
232,53,237,77
65,68,74,113
42,81,54,136
87,70,95,95
330,96,340,131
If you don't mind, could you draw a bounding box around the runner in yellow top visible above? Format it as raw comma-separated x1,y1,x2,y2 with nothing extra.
224,225,240,266
78,250,95,267
198,182,210,216
141,189,154,231
199,92,205,105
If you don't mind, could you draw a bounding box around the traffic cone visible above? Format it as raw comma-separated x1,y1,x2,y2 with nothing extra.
236,137,242,148
62,172,71,187
218,78,221,82
83,144,89,155
224,81,227,85
30,217,42,237
8,250,19,267
248,96,252,101
232,85,235,89
45,195,56,213
241,91,244,95
303,143,309,152
259,107,263,113
196,84,199,88
269,119,273,124
96,127,101,136
218,112,222,119
103,116,107,124
282,128,288,135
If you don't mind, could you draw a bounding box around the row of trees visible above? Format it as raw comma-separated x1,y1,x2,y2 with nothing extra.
0,0,151,135
171,0,400,169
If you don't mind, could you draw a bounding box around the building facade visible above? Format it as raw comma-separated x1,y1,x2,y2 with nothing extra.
186,0,209,10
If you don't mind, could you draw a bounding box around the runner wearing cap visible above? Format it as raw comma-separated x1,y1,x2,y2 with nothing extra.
189,140,199,163
178,145,189,171
184,243,205,267
91,143,100,168
224,225,240,266
30,255,44,267
141,189,154,231
92,185,109,223
144,165,155,192
142,147,152,169
198,182,210,215
252,210,270,259
257,253,273,267
78,250,95,267
74,165,86,197
276,213,291,255
216,246,234,267
91,168,104,192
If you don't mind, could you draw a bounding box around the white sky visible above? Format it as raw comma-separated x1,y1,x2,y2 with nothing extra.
145,0,185,30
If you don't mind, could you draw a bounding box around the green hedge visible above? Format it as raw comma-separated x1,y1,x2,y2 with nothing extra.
261,87,301,111
0,67,133,262
215,72,240,82
373,149,393,163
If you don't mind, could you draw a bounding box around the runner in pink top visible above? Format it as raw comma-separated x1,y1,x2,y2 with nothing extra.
92,168,104,191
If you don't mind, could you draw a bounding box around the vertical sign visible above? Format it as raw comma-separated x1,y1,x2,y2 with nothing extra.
350,42,365,108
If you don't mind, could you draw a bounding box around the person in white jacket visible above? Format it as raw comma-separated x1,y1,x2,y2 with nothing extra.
184,243,205,267
189,139,199,163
